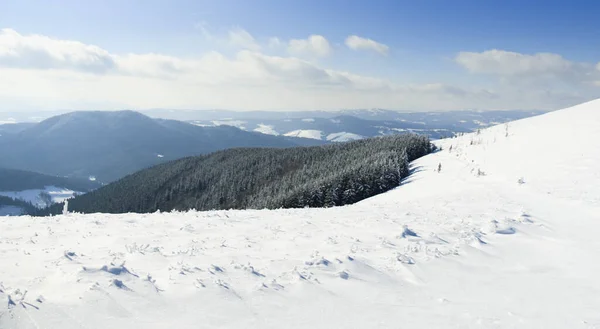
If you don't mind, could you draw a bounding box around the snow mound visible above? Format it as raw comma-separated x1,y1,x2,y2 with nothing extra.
283,129,323,140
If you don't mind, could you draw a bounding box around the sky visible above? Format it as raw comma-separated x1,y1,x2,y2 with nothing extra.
0,0,599,112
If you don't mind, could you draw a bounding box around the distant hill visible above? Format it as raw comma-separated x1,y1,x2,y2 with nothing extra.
0,111,325,183
41,134,433,215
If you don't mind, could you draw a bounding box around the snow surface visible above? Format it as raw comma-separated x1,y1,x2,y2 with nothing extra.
253,124,279,136
0,186,80,208
1,100,600,328
283,129,323,140
326,132,364,142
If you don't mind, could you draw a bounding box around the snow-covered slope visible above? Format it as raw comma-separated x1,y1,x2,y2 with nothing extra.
283,129,323,140
326,131,364,142
1,100,599,328
283,130,364,142
253,124,279,136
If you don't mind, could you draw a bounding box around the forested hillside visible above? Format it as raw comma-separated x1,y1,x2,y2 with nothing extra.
42,134,433,215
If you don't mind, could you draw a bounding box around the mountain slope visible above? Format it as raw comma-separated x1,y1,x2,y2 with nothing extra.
0,111,325,182
0,100,598,328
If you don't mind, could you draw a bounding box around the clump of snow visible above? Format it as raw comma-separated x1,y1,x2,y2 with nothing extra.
301,118,315,122
157,154,164,158
283,129,323,140
1,99,600,327
326,132,364,142
253,124,280,136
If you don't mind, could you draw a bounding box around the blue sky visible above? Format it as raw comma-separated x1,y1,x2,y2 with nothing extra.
0,0,599,111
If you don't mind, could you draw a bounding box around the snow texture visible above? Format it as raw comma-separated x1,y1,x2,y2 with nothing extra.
1,99,600,328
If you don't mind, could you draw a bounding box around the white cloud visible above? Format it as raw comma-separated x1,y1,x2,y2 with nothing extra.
455,49,597,82
0,28,115,73
345,35,389,55
287,35,332,58
228,28,261,51
0,29,596,112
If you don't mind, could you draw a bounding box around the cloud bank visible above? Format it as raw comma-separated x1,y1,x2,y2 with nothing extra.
0,28,598,111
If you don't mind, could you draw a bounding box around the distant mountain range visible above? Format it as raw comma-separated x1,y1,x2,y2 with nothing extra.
148,109,548,141
0,111,324,183
138,108,547,122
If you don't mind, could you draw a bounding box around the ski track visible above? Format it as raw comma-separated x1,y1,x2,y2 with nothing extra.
1,100,600,328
